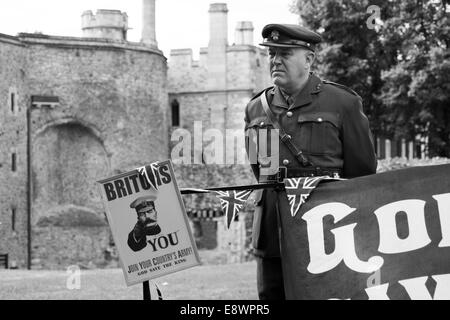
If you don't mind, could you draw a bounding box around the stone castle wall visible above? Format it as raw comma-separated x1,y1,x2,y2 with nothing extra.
0,33,169,269
0,34,29,268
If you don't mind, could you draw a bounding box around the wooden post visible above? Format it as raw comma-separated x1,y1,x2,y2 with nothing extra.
376,137,381,158
401,138,406,159
408,141,414,159
143,281,151,300
385,139,391,159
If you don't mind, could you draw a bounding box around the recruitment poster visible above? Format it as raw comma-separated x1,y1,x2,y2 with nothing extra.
98,160,200,286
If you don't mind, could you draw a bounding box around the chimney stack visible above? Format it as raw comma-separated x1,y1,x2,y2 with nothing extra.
235,21,254,45
208,3,228,47
207,3,228,91
207,3,228,130
141,0,157,47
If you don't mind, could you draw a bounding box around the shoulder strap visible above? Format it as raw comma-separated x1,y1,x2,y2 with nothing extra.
323,80,360,97
260,90,313,167
250,86,274,102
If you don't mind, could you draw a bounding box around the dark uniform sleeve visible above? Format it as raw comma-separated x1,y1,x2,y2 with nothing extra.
342,97,377,178
127,230,147,252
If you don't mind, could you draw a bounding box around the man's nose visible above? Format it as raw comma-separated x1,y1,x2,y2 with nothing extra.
271,52,282,65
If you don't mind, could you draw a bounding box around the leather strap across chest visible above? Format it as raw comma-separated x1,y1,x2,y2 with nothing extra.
260,90,313,167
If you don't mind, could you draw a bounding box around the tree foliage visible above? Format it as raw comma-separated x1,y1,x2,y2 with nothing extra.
292,0,450,156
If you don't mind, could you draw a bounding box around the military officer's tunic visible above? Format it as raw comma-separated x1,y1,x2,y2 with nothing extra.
244,73,377,257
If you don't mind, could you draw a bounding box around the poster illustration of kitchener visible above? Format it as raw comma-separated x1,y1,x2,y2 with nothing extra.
98,160,201,286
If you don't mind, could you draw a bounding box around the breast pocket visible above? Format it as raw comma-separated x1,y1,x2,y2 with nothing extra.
245,116,276,168
297,112,342,155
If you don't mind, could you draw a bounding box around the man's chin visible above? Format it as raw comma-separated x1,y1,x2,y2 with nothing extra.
272,76,287,87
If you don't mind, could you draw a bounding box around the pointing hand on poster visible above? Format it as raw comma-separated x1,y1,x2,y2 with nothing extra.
132,220,146,242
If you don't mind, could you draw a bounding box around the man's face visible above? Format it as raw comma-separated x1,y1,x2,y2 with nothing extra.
268,46,312,90
138,205,161,235
138,206,157,227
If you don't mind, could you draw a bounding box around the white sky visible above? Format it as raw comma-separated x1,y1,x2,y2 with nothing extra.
0,0,299,59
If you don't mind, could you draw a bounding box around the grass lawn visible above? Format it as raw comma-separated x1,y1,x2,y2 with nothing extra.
0,257,258,300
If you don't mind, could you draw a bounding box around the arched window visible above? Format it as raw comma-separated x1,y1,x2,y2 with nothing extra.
171,99,180,127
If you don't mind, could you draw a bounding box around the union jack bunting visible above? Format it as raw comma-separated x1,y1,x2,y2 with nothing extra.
284,177,328,217
215,190,253,228
137,162,160,190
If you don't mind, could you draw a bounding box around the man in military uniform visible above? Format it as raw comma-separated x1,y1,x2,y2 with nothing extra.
244,24,377,299
127,193,161,252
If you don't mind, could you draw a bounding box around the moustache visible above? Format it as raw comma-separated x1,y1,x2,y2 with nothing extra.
144,224,161,236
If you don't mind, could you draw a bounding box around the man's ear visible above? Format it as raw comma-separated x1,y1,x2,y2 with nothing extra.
305,50,316,69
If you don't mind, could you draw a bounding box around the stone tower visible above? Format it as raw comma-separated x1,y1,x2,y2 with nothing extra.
141,0,158,47
0,3,168,269
81,9,129,41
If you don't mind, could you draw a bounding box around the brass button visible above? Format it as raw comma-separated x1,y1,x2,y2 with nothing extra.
283,159,290,166
287,111,293,118
317,117,323,122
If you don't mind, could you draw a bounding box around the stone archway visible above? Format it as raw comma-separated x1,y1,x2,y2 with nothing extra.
33,121,109,217
31,121,112,269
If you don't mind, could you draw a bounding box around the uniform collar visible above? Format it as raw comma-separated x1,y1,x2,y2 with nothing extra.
270,86,289,109
270,73,322,110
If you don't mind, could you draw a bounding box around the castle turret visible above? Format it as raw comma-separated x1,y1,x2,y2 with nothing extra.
234,21,254,45
141,0,158,47
81,9,128,41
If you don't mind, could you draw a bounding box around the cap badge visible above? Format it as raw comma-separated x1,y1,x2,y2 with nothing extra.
271,30,280,41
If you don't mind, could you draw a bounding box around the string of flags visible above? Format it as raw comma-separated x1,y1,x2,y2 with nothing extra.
215,190,253,228
137,163,160,190
136,162,344,228
285,177,326,217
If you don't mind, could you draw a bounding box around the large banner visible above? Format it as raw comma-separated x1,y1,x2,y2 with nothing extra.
279,164,450,299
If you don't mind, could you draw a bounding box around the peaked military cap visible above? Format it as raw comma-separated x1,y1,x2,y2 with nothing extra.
130,193,157,213
260,24,322,51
